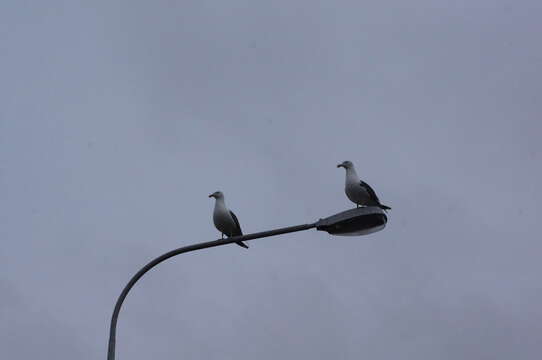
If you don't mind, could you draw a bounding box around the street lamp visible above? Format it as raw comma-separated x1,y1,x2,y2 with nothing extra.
316,206,387,236
107,207,387,360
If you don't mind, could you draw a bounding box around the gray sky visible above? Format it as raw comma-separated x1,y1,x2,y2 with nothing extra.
1,1,541,359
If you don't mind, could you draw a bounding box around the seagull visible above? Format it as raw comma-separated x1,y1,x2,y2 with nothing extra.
337,161,391,211
208,191,249,249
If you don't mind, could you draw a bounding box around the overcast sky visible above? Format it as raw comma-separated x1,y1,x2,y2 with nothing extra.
1,1,541,359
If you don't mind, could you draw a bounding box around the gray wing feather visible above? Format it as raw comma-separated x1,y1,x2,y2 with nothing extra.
359,180,380,203
229,210,243,236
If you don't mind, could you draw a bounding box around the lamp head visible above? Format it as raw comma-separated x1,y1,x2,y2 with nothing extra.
316,207,387,236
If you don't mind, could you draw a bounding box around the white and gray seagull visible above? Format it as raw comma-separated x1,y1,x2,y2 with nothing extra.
209,191,249,249
337,161,391,211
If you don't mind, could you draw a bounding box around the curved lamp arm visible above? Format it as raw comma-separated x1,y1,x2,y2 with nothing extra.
107,222,317,360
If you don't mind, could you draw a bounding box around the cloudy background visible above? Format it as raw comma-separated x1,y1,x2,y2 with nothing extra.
1,1,541,359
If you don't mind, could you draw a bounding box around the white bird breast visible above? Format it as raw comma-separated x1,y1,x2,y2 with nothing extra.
345,183,370,204
213,209,235,234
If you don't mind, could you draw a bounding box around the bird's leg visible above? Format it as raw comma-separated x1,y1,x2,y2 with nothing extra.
357,204,359,208
221,233,224,239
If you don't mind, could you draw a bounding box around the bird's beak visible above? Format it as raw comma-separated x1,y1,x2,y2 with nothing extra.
337,163,344,168
208,193,215,198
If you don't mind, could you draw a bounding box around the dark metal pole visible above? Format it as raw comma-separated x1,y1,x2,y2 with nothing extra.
107,222,317,360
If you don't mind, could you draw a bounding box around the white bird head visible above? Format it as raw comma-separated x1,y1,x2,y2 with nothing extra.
208,191,224,199
337,160,354,169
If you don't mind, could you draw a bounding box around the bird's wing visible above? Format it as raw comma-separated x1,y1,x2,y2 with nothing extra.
359,180,380,203
229,210,243,236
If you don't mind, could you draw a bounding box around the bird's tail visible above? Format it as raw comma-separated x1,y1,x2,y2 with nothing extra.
378,204,391,211
236,241,249,249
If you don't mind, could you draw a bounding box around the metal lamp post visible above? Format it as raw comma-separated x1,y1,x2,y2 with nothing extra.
107,206,387,360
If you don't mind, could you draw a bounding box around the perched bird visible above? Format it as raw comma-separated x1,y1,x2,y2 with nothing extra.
208,191,249,249
337,161,391,210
